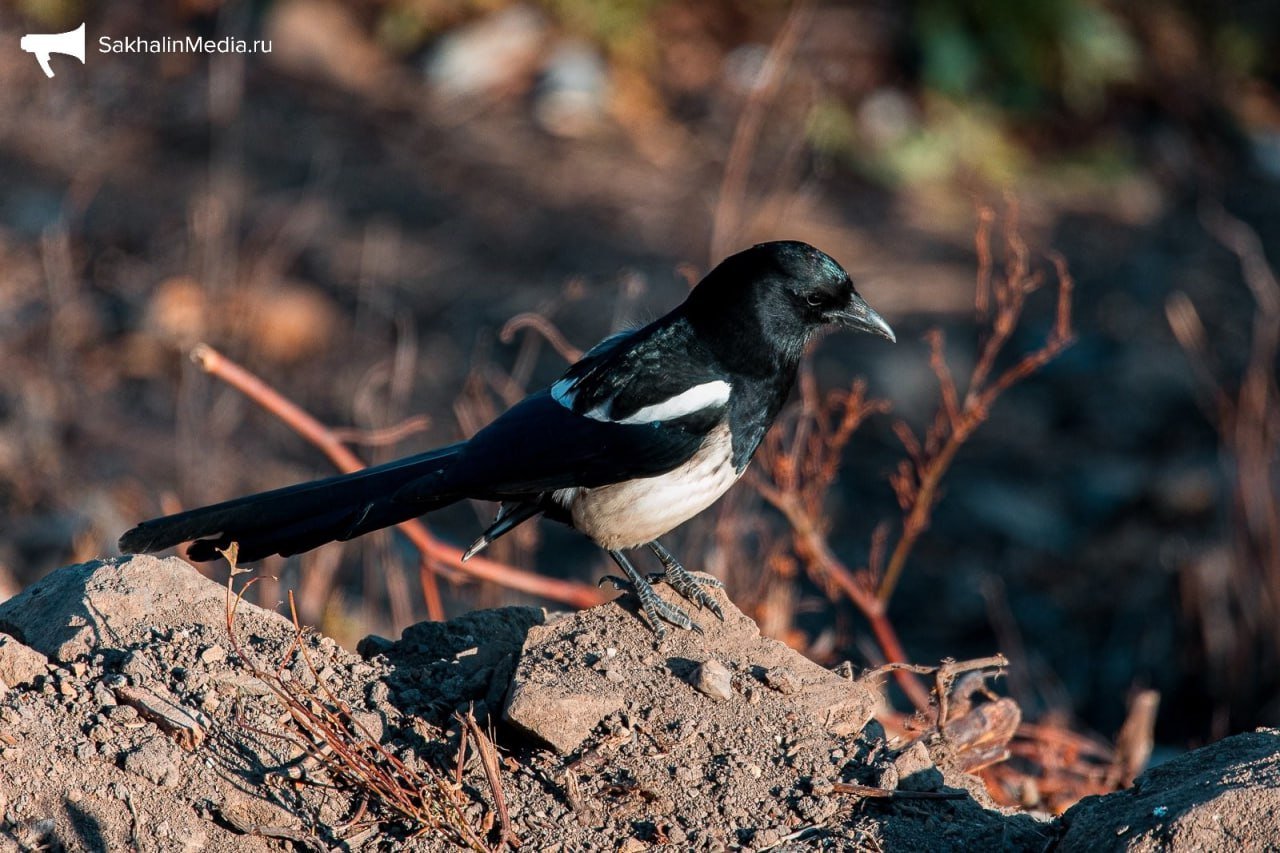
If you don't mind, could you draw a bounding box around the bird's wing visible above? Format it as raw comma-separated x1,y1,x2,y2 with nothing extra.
399,323,732,501
552,321,730,423
415,390,712,500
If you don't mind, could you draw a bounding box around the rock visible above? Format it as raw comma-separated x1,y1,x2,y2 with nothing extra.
505,676,625,755
763,666,800,695
198,645,226,665
894,741,945,792
215,790,302,836
503,576,876,754
1057,729,1280,851
425,5,548,98
115,685,208,750
0,632,49,688
0,556,292,663
692,659,733,701
121,736,180,788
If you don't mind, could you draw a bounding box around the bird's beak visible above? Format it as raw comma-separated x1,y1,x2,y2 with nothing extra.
829,294,896,342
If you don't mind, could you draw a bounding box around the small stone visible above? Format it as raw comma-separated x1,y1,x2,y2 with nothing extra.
93,680,117,707
105,704,139,722
692,659,733,701
618,838,646,853
755,828,782,848
764,666,800,695
69,661,88,678
894,741,944,792
120,652,150,683
121,737,180,788
0,634,49,689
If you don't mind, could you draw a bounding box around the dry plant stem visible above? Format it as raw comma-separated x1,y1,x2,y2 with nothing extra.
749,373,933,706
191,343,606,613
499,313,583,363
933,654,1009,727
1200,206,1280,592
875,220,1076,606
757,484,931,710
709,1,811,262
830,783,966,800
330,415,432,447
1106,689,1160,788
219,558,490,849
461,709,519,850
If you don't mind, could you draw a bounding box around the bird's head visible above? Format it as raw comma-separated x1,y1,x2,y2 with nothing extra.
685,241,895,364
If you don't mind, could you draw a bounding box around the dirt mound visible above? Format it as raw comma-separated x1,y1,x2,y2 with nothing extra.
1056,729,1280,852
0,556,1275,850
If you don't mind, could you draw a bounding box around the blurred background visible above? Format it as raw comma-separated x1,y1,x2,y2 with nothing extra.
0,0,1277,777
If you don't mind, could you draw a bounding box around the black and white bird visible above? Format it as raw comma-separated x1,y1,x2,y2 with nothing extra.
120,241,894,636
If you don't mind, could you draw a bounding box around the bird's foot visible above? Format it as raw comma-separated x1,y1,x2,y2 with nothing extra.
602,552,702,639
646,541,725,621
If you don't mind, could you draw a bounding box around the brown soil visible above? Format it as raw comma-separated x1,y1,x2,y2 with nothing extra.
0,556,1275,851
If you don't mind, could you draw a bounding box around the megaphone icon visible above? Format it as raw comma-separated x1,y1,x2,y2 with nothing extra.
20,23,86,79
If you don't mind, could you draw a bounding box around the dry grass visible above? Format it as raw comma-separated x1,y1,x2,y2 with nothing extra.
219,543,497,849
1167,202,1280,734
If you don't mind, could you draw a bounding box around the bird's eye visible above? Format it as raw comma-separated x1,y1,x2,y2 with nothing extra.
805,293,825,307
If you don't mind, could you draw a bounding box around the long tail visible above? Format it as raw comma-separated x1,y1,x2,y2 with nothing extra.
119,443,466,563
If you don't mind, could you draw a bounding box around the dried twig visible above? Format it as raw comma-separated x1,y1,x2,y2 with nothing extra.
1166,201,1279,728
460,708,520,850
219,545,489,847
709,1,812,262
1105,689,1160,788
747,206,1073,712
878,210,1075,605
748,373,922,701
499,313,583,364
191,344,606,613
330,415,432,447
830,783,966,800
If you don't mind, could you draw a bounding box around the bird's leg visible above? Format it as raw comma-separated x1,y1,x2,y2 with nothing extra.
646,540,725,621
602,549,701,638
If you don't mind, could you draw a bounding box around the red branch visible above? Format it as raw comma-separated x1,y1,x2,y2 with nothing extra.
191,344,607,615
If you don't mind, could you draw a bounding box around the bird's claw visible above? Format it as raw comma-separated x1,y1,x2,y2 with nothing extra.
603,553,703,639
645,542,726,621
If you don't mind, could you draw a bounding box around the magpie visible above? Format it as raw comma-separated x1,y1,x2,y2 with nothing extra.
119,241,894,636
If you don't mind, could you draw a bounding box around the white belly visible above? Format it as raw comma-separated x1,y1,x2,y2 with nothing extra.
562,424,740,550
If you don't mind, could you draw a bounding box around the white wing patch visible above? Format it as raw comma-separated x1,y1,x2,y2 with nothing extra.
587,380,731,425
